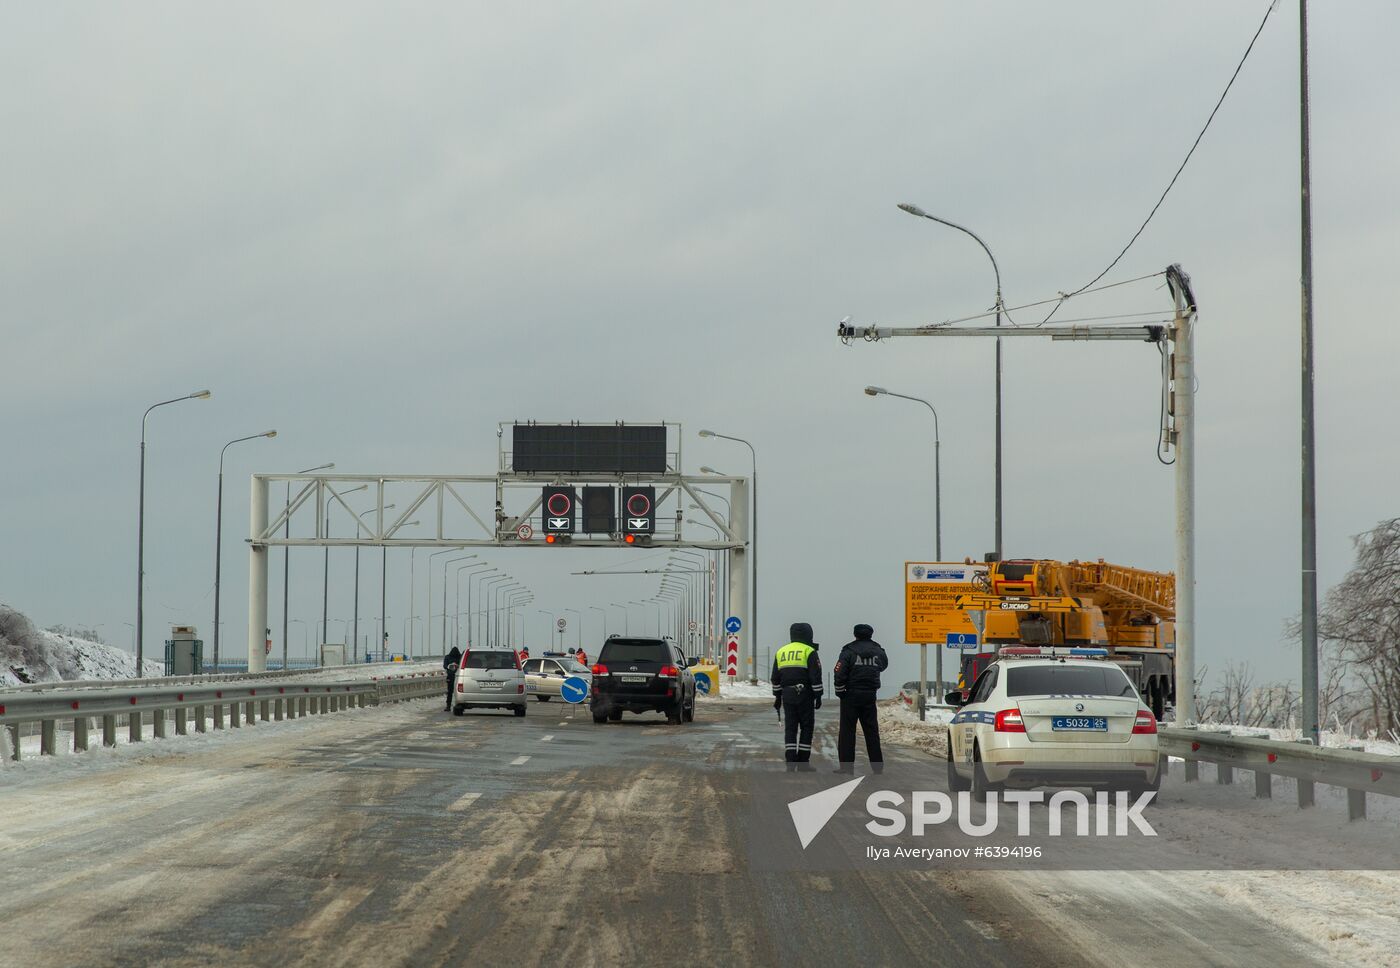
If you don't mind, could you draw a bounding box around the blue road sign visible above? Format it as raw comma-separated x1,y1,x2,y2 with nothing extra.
725,616,742,634
560,676,590,704
694,672,712,695
945,633,978,647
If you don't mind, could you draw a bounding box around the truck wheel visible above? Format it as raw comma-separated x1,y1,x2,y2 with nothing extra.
971,744,999,803
946,744,971,792
592,709,608,724
608,708,623,722
666,700,683,724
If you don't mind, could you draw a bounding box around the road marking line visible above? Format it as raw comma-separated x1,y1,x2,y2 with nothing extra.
541,735,554,742
558,722,568,726
448,792,481,812
510,755,531,766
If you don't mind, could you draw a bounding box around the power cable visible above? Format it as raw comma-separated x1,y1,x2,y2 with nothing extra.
1039,0,1280,325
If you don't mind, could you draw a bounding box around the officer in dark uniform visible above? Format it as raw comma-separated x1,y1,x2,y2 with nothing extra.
834,623,888,773
770,622,823,770
443,645,462,711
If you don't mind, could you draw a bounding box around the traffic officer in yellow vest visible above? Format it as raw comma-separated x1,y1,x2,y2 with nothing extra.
771,622,823,769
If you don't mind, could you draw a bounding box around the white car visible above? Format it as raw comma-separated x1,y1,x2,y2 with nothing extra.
522,655,592,701
945,648,1161,800
452,648,527,717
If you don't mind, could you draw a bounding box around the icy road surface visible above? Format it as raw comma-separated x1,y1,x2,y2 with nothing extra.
1,695,1395,967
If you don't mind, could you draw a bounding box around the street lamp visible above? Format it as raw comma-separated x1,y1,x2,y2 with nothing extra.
468,567,501,648
322,483,368,664
213,429,277,670
863,388,942,560
609,602,630,636
379,520,419,658
283,462,333,672
136,389,211,675
481,576,511,646
699,430,760,683
426,548,465,653
564,608,582,650
897,201,1004,559
352,502,394,657
537,609,557,649
455,561,491,648
588,605,607,643
290,618,309,662
440,555,477,647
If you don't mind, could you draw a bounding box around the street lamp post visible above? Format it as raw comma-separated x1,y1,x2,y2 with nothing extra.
564,609,582,650
481,577,510,647
136,389,211,675
322,484,367,665
352,502,394,659
284,463,333,672
440,555,477,648
609,603,630,636
699,430,759,683
213,430,277,670
455,561,490,648
588,605,607,646
468,567,499,648
898,202,1003,560
864,386,942,720
426,548,464,653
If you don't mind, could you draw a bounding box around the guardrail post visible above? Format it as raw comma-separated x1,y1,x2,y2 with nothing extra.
128,709,143,743
154,708,167,739
230,701,241,728
3,724,16,762
299,696,308,717
196,704,208,732
244,700,256,725
1184,760,1199,782
274,698,284,721
102,715,117,747
176,708,188,735
1298,779,1315,808
320,696,329,714
1254,770,1271,798
357,693,367,708
214,703,224,729
1217,763,1233,784
41,719,56,756
74,717,89,752
1347,788,1366,821
260,699,270,722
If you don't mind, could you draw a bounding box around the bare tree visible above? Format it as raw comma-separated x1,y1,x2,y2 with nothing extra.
1315,519,1400,735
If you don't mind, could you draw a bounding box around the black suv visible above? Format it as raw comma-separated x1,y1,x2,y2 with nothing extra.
589,637,697,724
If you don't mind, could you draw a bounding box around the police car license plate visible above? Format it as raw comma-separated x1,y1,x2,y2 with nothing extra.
1052,716,1108,731
620,675,647,683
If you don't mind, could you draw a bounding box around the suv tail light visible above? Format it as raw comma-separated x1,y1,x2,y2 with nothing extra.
1132,710,1158,734
993,708,1025,732
659,665,679,678
591,664,608,676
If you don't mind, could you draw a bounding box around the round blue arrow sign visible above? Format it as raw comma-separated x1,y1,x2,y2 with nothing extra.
724,616,742,634
560,676,590,704
694,672,712,695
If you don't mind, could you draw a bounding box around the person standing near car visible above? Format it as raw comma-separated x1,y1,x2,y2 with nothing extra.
834,623,887,773
443,644,462,712
771,622,823,769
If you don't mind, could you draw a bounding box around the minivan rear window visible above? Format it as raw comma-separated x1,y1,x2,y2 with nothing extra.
464,651,518,670
1005,665,1137,698
599,640,669,664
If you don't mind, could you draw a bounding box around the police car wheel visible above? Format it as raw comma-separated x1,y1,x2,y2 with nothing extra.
607,708,623,722
946,743,971,793
538,695,550,702
971,744,1000,803
592,710,608,724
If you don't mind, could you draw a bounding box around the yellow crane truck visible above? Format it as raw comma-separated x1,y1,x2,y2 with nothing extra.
954,558,1176,720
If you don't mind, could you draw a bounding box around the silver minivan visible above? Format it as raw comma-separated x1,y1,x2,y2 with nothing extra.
452,649,527,717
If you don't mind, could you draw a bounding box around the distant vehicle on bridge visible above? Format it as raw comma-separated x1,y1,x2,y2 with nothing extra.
452,649,527,717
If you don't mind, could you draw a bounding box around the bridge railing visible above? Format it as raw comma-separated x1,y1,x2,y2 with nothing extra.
1160,726,1400,821
0,658,444,696
0,670,444,764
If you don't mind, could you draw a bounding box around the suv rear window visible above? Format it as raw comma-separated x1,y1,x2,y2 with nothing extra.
1005,665,1137,698
598,639,669,664
464,651,518,670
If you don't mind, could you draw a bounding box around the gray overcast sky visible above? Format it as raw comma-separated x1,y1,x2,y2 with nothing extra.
3,2,1396,693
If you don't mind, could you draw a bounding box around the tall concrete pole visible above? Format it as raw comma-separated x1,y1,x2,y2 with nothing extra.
728,478,750,679
1298,0,1321,748
247,476,270,672
1168,266,1197,726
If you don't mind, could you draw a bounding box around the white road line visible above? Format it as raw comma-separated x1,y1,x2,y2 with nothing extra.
541,735,554,742
510,755,531,766
448,792,481,812
558,722,568,726
964,920,999,941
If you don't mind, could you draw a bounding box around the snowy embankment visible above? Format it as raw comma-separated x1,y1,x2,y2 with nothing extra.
1,604,165,687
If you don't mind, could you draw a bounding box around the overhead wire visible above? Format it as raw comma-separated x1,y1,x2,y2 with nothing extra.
1036,0,1279,326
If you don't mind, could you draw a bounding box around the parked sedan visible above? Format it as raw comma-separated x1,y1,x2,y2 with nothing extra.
523,655,592,701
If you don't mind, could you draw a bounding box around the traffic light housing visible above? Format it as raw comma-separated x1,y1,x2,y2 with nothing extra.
581,486,617,534
542,486,576,535
621,486,655,535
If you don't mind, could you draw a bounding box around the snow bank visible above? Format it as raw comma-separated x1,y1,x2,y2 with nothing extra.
0,605,164,687
1194,721,1400,758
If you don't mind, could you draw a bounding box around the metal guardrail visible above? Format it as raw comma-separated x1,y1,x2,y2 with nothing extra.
0,670,444,764
0,659,444,696
1160,726,1400,821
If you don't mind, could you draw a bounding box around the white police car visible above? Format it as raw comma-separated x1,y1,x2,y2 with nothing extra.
945,648,1161,801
